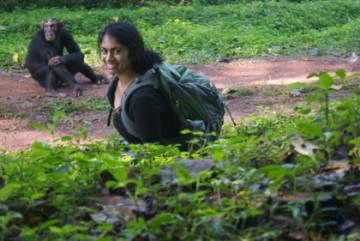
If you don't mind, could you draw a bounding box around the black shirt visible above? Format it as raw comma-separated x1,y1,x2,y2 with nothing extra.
112,86,182,144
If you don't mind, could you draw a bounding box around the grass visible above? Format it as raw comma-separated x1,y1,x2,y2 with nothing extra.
222,86,256,99
1,91,360,240
42,97,109,114
1,0,360,70
1,2,360,239
0,70,359,240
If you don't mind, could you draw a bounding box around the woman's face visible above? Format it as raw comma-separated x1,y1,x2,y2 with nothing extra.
100,34,132,76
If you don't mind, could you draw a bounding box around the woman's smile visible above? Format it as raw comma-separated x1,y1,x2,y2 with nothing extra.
104,63,117,71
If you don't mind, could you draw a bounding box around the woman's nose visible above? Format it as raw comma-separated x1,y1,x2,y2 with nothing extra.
105,52,113,62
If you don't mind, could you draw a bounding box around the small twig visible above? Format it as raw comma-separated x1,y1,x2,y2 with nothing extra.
224,104,237,127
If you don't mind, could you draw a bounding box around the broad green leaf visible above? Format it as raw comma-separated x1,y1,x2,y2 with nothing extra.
197,170,212,181
38,219,61,233
60,135,73,142
297,122,323,138
0,183,21,202
258,165,289,182
20,227,36,239
335,69,346,79
105,180,117,189
148,212,175,232
176,165,194,185
180,129,192,135
95,237,113,241
70,152,88,161
32,122,46,130
72,233,92,240
306,95,317,104
96,224,113,232
126,218,146,234
318,72,334,89
294,106,311,115
112,168,128,182
195,208,217,216
307,72,319,78
47,123,56,131
53,111,66,118
287,82,306,90
29,142,52,157
30,192,45,201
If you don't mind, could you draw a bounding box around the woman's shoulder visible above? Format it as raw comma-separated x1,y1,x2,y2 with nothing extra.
128,86,167,112
131,86,163,100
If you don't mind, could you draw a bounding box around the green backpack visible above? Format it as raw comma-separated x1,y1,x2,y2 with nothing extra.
111,63,225,142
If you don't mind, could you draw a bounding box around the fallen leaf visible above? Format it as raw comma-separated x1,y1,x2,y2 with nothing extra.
160,158,214,185
291,136,318,157
90,196,148,225
12,53,19,63
330,84,342,90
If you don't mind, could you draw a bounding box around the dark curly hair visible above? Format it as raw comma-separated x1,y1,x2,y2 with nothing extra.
98,21,163,75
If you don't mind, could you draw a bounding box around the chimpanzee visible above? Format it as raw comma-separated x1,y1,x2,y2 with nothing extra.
25,18,107,96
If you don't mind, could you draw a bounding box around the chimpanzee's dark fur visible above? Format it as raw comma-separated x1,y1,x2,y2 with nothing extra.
25,21,101,93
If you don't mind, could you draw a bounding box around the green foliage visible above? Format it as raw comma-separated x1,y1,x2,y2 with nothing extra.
1,0,360,70
0,71,359,240
0,0,124,12
32,111,68,135
43,97,108,114
0,0,314,12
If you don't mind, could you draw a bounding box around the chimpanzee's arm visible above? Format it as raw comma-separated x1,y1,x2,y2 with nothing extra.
25,32,49,73
26,51,48,73
61,30,84,64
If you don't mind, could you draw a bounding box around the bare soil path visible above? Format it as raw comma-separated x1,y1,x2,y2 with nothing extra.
0,57,358,150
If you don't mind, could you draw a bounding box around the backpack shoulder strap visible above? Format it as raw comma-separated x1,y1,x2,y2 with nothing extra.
120,68,159,140
106,75,119,126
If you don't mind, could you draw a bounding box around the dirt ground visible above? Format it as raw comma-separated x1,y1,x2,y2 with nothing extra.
0,56,358,150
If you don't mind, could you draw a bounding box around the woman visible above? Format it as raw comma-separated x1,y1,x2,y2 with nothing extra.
99,22,182,145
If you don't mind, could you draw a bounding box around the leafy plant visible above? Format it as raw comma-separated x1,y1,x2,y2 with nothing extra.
44,97,108,114
1,0,360,70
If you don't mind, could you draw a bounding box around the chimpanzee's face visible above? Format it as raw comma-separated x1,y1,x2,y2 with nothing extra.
43,20,59,42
